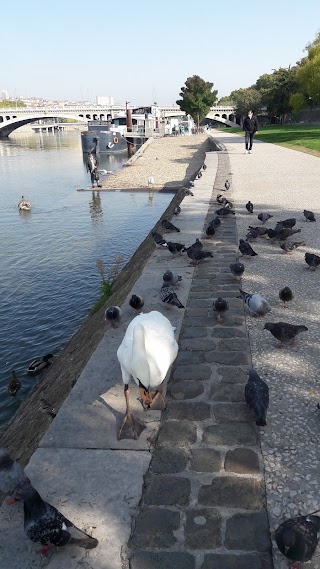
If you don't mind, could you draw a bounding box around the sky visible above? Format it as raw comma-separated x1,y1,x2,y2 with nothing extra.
2,0,320,105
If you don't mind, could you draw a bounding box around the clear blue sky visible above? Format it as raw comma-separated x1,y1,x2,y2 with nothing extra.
3,0,320,104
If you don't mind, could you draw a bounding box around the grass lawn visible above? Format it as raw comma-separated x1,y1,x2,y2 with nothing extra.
219,124,320,157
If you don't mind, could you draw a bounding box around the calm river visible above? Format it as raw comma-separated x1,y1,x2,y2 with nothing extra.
0,129,172,430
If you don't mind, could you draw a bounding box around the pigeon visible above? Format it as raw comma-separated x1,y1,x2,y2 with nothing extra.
187,247,213,264
188,181,195,188
216,207,235,216
279,286,294,307
246,201,254,214
209,217,221,229
173,206,181,215
258,213,273,224
246,228,260,241
0,448,31,502
213,297,229,323
21,483,98,552
160,285,184,308
197,171,202,179
303,209,316,222
275,514,320,566
7,371,21,397
206,225,215,238
239,239,258,257
280,241,305,254
184,188,194,196
129,294,144,313
276,218,296,230
163,270,182,287
189,238,203,250
238,289,272,316
224,200,234,210
230,262,245,280
276,228,301,240
202,163,207,171
264,322,308,347
305,252,320,270
216,194,226,205
245,370,269,426
105,306,121,328
166,241,186,255
247,226,268,237
162,219,180,232
224,180,230,191
151,231,167,248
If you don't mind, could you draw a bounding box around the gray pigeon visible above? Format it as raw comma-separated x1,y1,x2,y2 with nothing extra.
275,514,320,566
216,194,227,205
247,226,268,237
209,217,221,229
213,297,229,323
246,228,260,241
305,252,320,270
173,206,181,215
22,482,98,551
129,294,144,313
105,306,121,328
264,322,308,347
224,180,230,191
275,227,301,241
0,448,31,502
246,201,254,213
189,238,203,250
258,213,273,224
239,239,257,257
206,225,215,238
216,207,235,216
230,262,245,280
280,241,305,254
163,270,182,287
184,188,194,196
160,285,184,308
238,289,272,316
245,370,269,426
276,218,296,230
162,219,180,232
151,232,168,248
279,286,294,307
303,209,316,222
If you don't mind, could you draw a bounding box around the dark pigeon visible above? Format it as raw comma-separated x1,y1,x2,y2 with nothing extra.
258,213,273,223
264,322,308,347
224,180,230,191
0,448,30,501
279,287,294,306
216,194,227,205
202,163,207,170
216,207,235,216
189,238,203,250
303,209,316,222
187,247,213,264
248,226,268,237
246,201,254,214
184,188,194,196
206,225,215,238
246,228,260,241
276,218,296,230
22,483,98,551
209,216,221,229
245,370,269,426
105,306,121,328
163,270,182,287
275,514,320,565
239,239,258,257
160,285,184,308
197,170,202,179
173,206,181,215
276,228,301,241
213,297,229,323
151,232,167,248
280,241,305,254
167,241,186,255
230,262,245,279
129,294,144,313
305,252,320,270
161,219,180,232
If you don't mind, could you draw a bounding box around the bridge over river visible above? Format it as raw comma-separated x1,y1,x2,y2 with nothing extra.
0,105,237,137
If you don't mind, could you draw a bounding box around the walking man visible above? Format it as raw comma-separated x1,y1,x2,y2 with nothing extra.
243,110,259,154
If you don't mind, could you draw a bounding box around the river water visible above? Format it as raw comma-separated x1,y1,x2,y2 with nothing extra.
0,130,172,430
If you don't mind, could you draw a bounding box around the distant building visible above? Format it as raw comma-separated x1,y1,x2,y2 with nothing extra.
1,89,9,100
96,96,114,106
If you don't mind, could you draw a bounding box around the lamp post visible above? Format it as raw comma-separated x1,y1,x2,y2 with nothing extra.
308,97,313,124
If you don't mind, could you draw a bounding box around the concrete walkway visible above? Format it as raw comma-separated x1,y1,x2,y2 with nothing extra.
2,132,320,569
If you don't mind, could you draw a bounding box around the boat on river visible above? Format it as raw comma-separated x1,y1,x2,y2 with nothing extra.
81,106,161,154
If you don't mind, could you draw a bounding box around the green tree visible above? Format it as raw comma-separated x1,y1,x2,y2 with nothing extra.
296,33,320,105
218,95,235,105
0,99,26,108
176,75,218,129
230,87,262,118
263,67,298,122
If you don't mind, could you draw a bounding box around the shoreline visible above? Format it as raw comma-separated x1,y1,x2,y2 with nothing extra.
0,135,212,467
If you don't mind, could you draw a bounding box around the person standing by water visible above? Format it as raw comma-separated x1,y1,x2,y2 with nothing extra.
243,110,259,154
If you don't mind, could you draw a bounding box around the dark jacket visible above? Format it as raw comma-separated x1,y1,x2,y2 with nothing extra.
243,115,259,133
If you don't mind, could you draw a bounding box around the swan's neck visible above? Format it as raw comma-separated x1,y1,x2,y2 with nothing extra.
132,325,151,387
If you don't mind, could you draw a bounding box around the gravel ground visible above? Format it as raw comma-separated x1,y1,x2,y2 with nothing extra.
214,131,320,568
100,134,209,189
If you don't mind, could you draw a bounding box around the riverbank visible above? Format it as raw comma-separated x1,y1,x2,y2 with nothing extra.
0,134,211,467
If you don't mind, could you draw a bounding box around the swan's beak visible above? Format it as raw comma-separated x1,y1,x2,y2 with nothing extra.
139,387,153,408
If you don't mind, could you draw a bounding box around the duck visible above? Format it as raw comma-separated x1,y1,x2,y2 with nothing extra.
27,354,53,375
117,311,178,440
7,371,21,396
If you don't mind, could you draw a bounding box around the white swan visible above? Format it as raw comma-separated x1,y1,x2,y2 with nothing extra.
117,310,178,440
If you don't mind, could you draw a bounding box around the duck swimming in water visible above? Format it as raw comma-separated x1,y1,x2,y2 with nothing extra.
7,371,21,396
28,354,53,375
117,311,178,440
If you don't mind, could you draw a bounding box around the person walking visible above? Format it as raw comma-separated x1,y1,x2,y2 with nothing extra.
243,110,259,154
